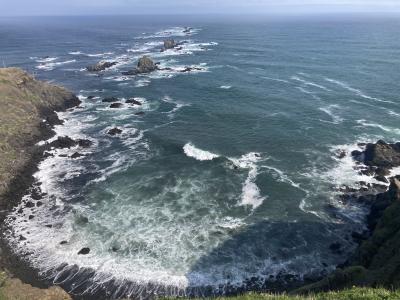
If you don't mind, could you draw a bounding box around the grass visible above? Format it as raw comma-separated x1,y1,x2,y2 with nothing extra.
191,288,400,300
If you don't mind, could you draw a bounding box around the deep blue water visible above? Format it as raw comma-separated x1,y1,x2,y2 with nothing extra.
1,15,400,298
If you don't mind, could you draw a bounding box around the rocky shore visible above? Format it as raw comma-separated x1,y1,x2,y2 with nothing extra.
0,68,79,299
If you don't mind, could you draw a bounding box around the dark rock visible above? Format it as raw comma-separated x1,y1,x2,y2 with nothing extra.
28,215,34,220
60,241,68,245
86,61,117,72
109,103,123,109
19,235,27,241
364,140,400,168
351,150,363,158
50,136,76,149
337,150,347,159
78,248,90,255
135,112,145,116
122,56,157,75
126,98,142,105
375,175,389,184
180,67,202,73
25,201,35,208
107,128,122,136
352,231,369,243
45,224,53,228
77,139,93,148
102,97,119,103
70,152,84,159
183,27,192,34
36,201,43,207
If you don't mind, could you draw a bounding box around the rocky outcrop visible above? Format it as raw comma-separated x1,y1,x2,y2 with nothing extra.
162,39,176,51
102,97,119,103
49,136,93,149
109,103,123,109
298,141,400,293
122,56,157,75
86,61,117,72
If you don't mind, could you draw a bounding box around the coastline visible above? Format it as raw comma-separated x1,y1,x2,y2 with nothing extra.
0,68,400,299
0,67,80,299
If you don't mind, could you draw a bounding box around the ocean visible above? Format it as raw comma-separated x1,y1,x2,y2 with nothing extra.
1,15,400,298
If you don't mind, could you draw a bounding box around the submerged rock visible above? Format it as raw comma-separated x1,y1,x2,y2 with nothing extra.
78,248,90,255
107,127,122,136
70,152,84,159
126,98,142,105
86,61,117,72
102,97,119,103
109,103,123,109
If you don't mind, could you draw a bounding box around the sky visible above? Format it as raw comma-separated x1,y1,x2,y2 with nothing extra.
1,0,400,16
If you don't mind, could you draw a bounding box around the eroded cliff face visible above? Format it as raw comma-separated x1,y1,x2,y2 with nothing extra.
0,68,78,300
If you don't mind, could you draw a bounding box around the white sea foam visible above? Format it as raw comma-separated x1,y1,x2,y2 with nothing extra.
35,57,58,63
291,76,331,91
183,143,219,161
325,78,394,104
229,153,265,209
319,104,344,124
356,119,400,135
36,59,76,71
136,27,200,39
219,85,232,89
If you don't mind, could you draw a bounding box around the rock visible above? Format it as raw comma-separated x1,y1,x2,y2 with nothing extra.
126,98,142,105
78,248,90,255
107,128,122,136
29,215,34,220
109,102,123,109
87,95,95,100
76,215,89,225
163,39,176,50
180,67,202,73
49,136,76,149
60,241,68,245
351,150,363,158
375,175,389,184
70,152,84,159
25,201,35,208
77,139,93,148
183,27,192,34
86,61,117,72
364,140,400,168
135,111,145,116
122,56,157,75
36,201,43,207
337,150,347,159
102,97,119,103
19,235,27,241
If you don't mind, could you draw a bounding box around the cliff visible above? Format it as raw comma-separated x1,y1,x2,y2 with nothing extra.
0,68,78,300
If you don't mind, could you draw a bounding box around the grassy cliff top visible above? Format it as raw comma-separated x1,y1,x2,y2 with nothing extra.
0,67,75,202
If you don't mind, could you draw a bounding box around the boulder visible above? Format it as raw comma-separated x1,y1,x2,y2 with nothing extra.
49,136,76,149
86,61,117,72
70,152,84,159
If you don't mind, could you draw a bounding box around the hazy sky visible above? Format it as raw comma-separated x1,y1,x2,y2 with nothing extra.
2,0,400,16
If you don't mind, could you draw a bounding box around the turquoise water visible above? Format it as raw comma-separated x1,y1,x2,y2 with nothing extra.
1,15,400,297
